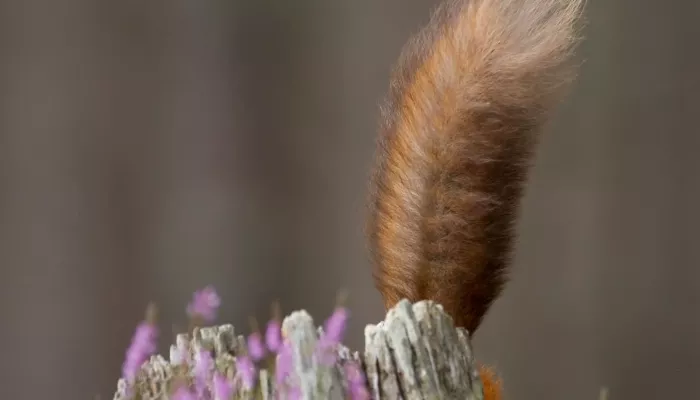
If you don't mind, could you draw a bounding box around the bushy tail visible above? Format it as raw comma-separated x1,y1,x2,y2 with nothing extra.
367,0,584,334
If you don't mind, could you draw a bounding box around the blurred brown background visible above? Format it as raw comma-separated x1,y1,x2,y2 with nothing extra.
0,0,698,399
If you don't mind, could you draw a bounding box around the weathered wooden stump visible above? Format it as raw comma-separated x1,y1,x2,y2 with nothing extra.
114,299,484,399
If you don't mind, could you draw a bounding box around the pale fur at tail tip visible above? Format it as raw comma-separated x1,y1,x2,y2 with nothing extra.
367,0,584,334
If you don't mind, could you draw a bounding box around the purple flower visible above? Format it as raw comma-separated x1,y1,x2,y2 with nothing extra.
350,384,370,400
213,372,233,400
275,340,294,385
171,386,196,400
266,302,283,353
194,349,213,395
247,332,266,361
122,313,158,383
186,286,221,323
235,355,257,389
345,361,369,400
314,336,338,366
323,306,348,344
286,386,302,400
265,319,282,353
315,306,349,365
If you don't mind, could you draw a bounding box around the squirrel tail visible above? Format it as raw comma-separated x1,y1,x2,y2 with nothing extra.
367,0,584,334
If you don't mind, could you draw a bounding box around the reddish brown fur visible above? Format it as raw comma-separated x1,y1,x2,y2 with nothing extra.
367,0,583,334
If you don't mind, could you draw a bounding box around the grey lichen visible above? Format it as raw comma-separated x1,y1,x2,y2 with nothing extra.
113,299,484,399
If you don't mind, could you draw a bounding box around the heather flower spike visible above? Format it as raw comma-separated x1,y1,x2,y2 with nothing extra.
121,303,159,384
186,285,221,324
213,371,233,400
235,353,257,390
265,301,282,353
171,386,196,400
286,386,302,400
351,384,371,400
324,290,350,344
247,317,266,362
275,340,294,385
193,349,214,396
313,291,351,366
345,361,370,400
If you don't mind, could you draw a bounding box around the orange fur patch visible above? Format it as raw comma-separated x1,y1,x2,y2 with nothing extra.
479,365,503,400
